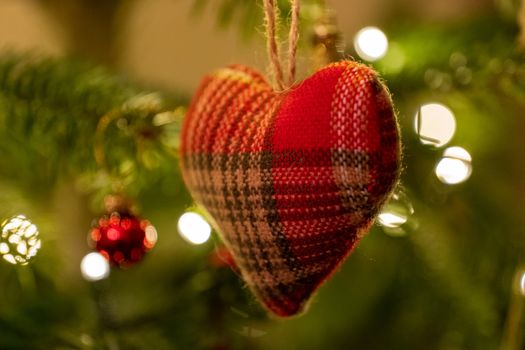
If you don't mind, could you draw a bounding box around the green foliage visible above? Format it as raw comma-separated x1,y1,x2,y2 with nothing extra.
366,15,525,350
0,53,187,201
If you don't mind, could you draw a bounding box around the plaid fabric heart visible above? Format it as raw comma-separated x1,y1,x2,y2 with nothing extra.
180,60,400,317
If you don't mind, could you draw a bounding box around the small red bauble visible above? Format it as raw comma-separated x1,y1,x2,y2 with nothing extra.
90,211,157,267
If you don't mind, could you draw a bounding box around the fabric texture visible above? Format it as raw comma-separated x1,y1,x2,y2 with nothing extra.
179,61,401,317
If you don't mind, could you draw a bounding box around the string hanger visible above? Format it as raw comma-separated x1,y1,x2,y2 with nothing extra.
263,0,300,91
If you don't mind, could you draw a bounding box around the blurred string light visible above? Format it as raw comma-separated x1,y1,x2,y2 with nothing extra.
0,215,41,266
415,103,456,147
520,272,525,297
435,146,472,185
178,212,211,245
353,26,388,62
378,190,414,237
81,252,110,281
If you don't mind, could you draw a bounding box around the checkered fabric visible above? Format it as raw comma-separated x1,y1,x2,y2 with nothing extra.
180,61,400,317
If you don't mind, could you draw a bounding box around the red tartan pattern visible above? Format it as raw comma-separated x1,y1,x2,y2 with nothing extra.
180,61,400,317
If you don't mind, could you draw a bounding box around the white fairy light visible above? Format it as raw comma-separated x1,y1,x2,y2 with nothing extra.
178,212,211,245
415,103,456,147
0,215,41,266
378,190,414,237
435,146,472,185
80,252,110,282
520,272,525,296
354,26,388,62
378,212,408,228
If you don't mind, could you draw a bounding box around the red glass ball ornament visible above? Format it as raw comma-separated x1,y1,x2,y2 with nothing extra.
90,212,157,267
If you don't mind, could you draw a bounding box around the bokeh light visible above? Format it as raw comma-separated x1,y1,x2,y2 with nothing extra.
435,146,472,185
0,215,41,266
178,212,212,245
81,252,110,281
520,272,525,297
354,26,388,62
415,103,456,147
145,225,158,249
378,190,414,237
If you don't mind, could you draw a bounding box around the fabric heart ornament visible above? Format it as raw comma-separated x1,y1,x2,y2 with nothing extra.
180,60,401,317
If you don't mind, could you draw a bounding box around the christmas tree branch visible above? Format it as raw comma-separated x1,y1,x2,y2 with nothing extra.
0,53,186,196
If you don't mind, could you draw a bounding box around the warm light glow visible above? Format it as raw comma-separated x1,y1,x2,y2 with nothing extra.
378,213,407,228
378,190,414,232
520,272,525,297
435,146,472,185
17,241,27,255
3,254,16,265
81,252,110,282
143,224,158,249
0,215,41,266
107,228,120,241
415,103,456,147
443,146,472,161
24,224,37,238
178,212,211,245
354,27,388,62
8,234,20,244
